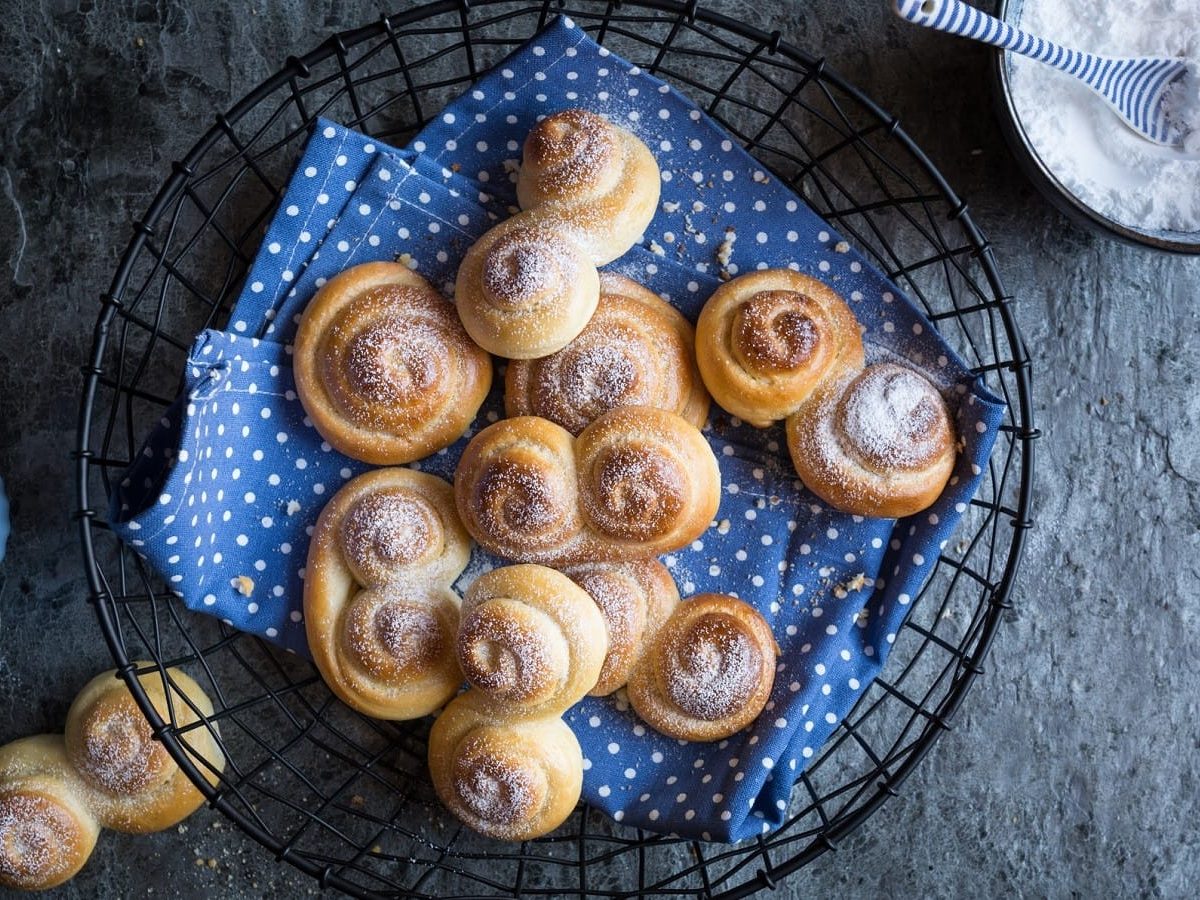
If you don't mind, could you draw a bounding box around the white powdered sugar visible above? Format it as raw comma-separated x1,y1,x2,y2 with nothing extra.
664,615,758,721
1008,0,1200,231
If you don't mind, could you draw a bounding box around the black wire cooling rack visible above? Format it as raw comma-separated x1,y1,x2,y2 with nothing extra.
74,1,1037,896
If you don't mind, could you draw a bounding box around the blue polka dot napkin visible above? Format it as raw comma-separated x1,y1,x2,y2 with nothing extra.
109,16,1005,842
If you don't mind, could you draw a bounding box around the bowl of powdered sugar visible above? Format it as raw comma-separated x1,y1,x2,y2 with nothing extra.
994,0,1200,253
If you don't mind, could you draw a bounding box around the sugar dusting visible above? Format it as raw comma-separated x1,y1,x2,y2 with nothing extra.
345,594,444,674
837,365,946,469
663,613,760,721
460,606,557,701
455,749,537,824
0,791,80,885
78,702,163,795
341,490,439,579
734,291,820,371
342,317,438,404
585,445,685,541
524,108,617,194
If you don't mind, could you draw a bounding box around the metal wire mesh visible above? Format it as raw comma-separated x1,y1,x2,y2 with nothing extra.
74,1,1037,896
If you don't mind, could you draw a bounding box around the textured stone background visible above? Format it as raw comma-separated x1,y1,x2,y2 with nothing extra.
0,0,1198,897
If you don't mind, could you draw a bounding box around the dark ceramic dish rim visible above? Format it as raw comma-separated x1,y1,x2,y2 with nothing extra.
991,0,1200,255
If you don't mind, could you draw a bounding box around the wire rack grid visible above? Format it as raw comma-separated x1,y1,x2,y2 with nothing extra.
74,1,1037,897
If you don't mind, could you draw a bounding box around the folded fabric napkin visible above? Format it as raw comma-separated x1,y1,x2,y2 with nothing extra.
109,16,1004,842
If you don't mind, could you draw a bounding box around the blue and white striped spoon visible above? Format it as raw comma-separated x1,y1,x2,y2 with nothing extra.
893,0,1193,147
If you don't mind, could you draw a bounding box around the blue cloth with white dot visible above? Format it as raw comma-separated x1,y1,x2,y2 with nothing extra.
108,16,1005,843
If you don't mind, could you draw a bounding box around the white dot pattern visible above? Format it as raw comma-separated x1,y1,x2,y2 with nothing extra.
112,15,1005,845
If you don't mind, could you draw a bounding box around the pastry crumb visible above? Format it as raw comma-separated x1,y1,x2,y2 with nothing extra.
752,170,770,184
846,572,867,592
286,499,301,516
834,240,850,253
716,227,737,268
396,252,415,269
648,239,666,257
691,200,706,213
662,200,680,213
502,158,520,174
231,576,255,598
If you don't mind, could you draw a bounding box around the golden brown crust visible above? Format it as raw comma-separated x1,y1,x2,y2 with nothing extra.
63,667,224,834
786,363,957,518
453,218,601,359
627,595,779,742
454,407,720,565
561,559,680,696
574,406,720,554
453,416,587,564
457,565,607,718
695,269,864,428
505,272,710,434
294,261,492,463
455,110,661,360
304,468,471,719
0,735,100,891
427,693,583,841
516,110,662,266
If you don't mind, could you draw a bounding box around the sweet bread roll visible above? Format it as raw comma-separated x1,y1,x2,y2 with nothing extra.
64,667,224,833
305,468,470,719
505,272,710,434
786,362,957,518
695,269,864,427
428,692,583,841
516,109,661,265
294,261,492,464
574,406,720,557
457,565,606,717
628,595,779,742
453,217,601,359
0,735,100,890
453,416,586,564
562,559,680,696
454,407,720,565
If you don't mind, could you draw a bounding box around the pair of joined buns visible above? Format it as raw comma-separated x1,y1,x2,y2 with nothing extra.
696,269,958,518
0,668,223,891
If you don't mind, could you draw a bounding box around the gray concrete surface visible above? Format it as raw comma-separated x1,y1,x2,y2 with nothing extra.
0,0,1198,897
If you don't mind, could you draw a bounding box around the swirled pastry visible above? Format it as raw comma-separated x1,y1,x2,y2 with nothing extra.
453,217,601,359
574,406,720,556
516,109,661,265
64,666,224,834
428,692,583,841
505,272,710,434
304,468,470,719
695,269,864,427
562,559,680,696
454,407,720,565
628,594,779,742
294,261,492,464
457,565,606,717
453,415,586,563
0,735,100,891
786,362,957,518
456,109,661,359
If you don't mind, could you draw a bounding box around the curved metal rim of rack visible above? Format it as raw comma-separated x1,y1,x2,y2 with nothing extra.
74,1,1037,897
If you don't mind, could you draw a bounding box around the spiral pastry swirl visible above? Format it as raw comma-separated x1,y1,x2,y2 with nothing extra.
456,565,605,718
575,406,721,554
562,560,680,697
786,362,957,518
516,109,661,265
0,736,99,891
294,261,492,464
455,407,719,565
505,272,710,434
454,416,585,563
695,269,865,427
456,109,661,359
628,595,779,742
64,667,224,834
455,218,601,359
428,693,584,841
304,468,472,720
